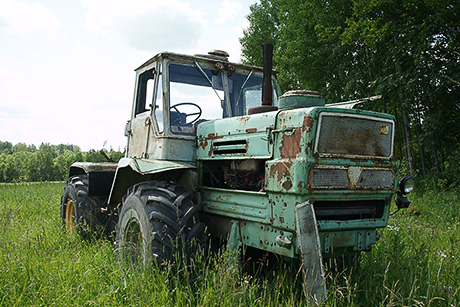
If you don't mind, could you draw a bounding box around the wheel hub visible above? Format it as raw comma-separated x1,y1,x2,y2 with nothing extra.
124,217,143,264
65,199,76,233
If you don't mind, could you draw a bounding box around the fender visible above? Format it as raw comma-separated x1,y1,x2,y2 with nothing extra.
108,157,196,206
68,162,117,197
69,162,118,177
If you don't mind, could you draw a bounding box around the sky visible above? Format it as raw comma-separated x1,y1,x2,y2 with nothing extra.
0,0,257,151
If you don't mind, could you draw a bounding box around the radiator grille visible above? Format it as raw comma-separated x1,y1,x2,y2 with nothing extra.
316,113,394,158
357,169,394,188
309,167,394,190
310,168,348,188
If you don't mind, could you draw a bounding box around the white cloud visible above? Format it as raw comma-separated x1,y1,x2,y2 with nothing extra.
81,0,207,51
0,0,255,151
215,0,243,25
68,39,93,57
117,8,202,51
0,0,60,40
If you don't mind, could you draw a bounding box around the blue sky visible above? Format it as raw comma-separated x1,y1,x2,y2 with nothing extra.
0,0,256,151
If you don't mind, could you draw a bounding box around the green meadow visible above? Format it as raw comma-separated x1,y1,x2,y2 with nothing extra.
0,182,458,306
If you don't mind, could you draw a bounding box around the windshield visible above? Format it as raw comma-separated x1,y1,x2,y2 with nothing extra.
168,62,278,134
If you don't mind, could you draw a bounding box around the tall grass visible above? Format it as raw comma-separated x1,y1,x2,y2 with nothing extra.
0,182,459,306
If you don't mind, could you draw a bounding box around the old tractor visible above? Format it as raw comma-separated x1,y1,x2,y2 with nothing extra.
60,44,414,302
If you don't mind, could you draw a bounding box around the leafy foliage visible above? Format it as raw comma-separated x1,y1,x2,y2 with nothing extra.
0,141,124,182
241,0,460,185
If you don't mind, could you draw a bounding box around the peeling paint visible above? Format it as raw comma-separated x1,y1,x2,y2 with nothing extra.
302,116,314,133
237,116,250,123
198,137,208,150
305,141,313,156
269,161,292,182
282,180,293,190
279,128,302,158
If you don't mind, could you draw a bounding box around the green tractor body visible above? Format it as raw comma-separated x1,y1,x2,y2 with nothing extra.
61,45,413,302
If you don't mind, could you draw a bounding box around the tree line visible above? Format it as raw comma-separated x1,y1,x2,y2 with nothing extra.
0,141,124,183
240,0,460,190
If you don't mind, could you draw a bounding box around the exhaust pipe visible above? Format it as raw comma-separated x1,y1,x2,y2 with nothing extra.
262,43,273,107
248,43,278,115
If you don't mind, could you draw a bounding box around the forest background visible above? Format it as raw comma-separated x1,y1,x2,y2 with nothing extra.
240,0,460,192
0,141,123,183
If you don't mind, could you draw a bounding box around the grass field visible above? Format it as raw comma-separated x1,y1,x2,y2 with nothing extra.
0,182,459,306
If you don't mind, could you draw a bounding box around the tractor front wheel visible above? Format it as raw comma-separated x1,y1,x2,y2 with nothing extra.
60,174,103,237
116,181,205,266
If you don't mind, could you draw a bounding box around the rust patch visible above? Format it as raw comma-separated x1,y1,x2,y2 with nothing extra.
302,116,314,133
237,116,250,123
297,181,305,190
246,128,257,134
269,161,292,182
198,137,208,150
208,143,216,156
305,141,313,156
280,128,302,158
200,133,224,156
282,180,293,190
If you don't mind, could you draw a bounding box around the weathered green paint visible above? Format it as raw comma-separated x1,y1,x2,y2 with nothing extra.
69,162,117,176
239,220,296,258
197,112,277,160
278,90,326,110
319,229,378,254
117,157,195,175
201,187,269,223
197,102,399,258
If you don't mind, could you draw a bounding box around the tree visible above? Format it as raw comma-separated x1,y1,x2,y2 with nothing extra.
13,143,28,152
240,0,460,182
0,141,13,154
36,143,56,181
0,141,122,183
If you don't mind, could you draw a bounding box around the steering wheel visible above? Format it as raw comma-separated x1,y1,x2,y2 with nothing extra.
170,102,202,126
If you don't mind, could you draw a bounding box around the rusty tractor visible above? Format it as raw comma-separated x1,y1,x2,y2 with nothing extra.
60,44,414,302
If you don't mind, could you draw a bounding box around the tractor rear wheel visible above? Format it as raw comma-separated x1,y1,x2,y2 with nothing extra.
116,181,205,266
61,174,103,237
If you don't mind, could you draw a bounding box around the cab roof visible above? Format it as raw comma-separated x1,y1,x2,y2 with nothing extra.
135,50,273,75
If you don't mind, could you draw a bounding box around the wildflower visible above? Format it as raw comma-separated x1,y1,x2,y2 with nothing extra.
387,225,399,231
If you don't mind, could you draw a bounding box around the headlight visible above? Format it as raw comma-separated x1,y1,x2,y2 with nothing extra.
399,176,415,194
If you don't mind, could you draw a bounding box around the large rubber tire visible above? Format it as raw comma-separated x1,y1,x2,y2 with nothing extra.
60,174,104,237
116,181,205,266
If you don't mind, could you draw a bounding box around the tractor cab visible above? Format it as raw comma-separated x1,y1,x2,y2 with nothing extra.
126,50,280,162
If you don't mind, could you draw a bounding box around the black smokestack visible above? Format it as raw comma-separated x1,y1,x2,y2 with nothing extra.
261,43,273,106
